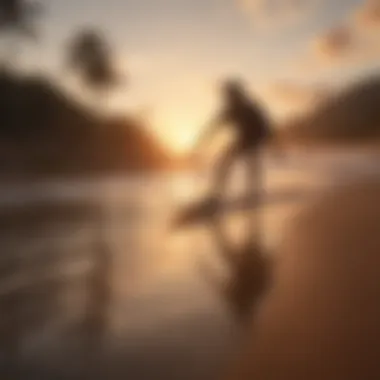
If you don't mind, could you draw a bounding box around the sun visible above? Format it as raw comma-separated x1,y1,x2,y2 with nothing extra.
156,116,203,155
171,126,199,153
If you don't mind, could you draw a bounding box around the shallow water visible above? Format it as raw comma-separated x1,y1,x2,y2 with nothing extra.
0,151,378,379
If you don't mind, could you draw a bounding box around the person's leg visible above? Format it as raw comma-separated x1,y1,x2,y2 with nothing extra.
212,144,240,199
243,146,263,247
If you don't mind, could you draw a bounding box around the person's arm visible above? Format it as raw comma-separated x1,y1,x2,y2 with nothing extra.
194,111,227,150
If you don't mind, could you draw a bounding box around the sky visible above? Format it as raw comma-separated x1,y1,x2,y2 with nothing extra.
20,0,380,152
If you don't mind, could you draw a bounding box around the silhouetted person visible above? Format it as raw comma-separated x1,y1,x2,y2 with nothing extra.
196,79,272,249
197,79,271,201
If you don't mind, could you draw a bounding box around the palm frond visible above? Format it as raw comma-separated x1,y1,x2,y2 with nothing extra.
66,28,122,94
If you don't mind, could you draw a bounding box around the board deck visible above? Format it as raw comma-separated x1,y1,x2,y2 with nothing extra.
172,188,313,230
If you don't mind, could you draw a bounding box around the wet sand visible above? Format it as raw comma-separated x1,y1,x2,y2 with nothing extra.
228,180,380,380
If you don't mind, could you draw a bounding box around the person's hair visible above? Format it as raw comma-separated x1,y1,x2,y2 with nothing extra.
222,79,246,98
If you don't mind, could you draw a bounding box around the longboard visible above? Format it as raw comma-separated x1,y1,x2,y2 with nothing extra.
172,187,313,230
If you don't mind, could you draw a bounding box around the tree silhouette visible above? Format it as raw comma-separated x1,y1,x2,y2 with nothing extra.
0,0,43,65
66,28,122,110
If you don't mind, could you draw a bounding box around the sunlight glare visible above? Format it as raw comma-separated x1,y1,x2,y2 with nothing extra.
157,115,203,155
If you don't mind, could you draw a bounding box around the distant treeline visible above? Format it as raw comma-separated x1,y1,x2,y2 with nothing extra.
0,70,183,178
277,76,380,147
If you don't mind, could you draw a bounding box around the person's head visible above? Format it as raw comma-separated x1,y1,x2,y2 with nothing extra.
222,79,247,104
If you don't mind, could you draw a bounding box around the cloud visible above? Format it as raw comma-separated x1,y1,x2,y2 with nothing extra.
312,25,356,61
294,2,380,74
236,0,321,29
353,0,380,29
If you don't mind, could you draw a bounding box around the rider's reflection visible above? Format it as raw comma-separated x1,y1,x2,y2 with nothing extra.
200,217,271,325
